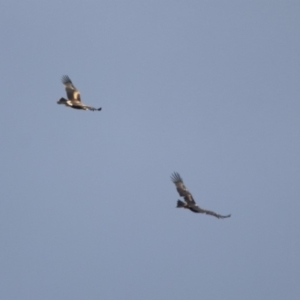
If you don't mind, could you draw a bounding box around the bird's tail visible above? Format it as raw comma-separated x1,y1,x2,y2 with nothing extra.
177,200,187,208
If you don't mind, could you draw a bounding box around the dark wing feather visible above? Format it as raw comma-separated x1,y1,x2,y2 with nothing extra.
198,207,231,219
171,172,196,205
61,75,81,102
83,105,102,111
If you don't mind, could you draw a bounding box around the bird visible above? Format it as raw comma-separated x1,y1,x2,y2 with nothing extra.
171,172,231,219
57,75,102,111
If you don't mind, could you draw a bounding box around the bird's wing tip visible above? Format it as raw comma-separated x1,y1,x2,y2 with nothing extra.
171,172,182,183
61,75,72,85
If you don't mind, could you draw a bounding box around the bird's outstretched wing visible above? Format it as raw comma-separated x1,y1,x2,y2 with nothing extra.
197,207,231,219
171,172,196,205
83,105,102,111
62,75,81,102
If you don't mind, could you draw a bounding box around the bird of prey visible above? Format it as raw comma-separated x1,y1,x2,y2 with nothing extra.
57,75,102,111
171,172,231,219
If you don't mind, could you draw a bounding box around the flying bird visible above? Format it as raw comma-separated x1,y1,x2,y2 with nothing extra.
57,75,102,111
171,172,231,219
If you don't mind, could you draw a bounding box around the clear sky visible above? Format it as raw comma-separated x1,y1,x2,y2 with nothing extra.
0,1,299,299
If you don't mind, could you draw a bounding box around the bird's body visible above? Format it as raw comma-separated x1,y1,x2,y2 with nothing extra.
171,172,231,219
57,75,102,111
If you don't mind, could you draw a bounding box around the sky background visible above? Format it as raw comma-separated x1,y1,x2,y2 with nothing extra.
0,1,300,299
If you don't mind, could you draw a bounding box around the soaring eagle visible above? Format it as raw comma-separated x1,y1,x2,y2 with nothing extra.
171,172,231,219
57,75,102,111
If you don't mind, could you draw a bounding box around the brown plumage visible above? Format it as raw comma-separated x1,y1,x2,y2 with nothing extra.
57,75,102,111
171,172,231,219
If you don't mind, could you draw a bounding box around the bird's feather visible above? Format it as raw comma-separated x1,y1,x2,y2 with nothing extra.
62,75,81,102
171,172,196,204
171,172,231,219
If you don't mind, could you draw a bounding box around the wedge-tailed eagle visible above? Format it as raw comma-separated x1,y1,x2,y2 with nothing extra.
171,172,231,219
57,75,102,111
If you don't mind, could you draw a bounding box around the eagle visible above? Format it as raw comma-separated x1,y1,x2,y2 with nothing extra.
171,172,231,219
57,75,102,111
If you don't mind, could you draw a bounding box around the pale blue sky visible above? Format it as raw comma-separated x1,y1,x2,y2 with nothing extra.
0,1,300,299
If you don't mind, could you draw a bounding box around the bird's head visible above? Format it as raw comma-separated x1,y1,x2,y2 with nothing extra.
57,98,67,105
